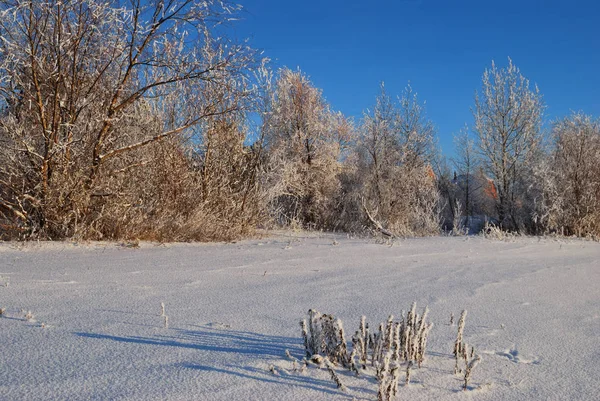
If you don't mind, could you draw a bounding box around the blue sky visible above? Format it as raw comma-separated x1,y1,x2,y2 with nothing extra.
232,0,600,155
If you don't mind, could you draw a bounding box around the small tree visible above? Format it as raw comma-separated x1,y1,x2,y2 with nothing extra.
472,58,544,230
357,83,439,236
264,68,352,228
452,127,479,220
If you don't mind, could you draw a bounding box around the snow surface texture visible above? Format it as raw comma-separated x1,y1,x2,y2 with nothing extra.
1,235,599,400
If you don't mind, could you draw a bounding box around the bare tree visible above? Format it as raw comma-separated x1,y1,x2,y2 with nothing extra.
0,0,259,239
452,127,479,219
472,58,544,229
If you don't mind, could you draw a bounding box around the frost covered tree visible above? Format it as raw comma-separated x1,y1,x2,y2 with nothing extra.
0,0,261,239
396,84,437,169
264,68,354,228
357,83,439,236
551,113,600,236
452,127,479,219
472,59,544,229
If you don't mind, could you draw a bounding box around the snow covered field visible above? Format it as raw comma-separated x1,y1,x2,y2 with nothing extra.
1,234,599,400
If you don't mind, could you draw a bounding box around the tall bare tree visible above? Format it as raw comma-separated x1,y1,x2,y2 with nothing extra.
472,58,544,229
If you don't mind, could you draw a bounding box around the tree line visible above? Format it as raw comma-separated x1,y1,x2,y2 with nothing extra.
1,0,598,240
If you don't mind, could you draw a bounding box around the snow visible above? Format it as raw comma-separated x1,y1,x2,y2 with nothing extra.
1,235,599,400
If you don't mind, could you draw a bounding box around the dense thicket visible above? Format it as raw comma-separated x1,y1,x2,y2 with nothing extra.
0,1,598,240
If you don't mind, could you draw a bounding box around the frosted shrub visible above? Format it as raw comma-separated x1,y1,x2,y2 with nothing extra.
482,222,518,241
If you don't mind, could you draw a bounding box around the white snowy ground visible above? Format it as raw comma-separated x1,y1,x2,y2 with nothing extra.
1,234,599,401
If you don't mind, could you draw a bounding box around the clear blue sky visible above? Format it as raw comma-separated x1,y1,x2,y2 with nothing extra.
231,0,600,156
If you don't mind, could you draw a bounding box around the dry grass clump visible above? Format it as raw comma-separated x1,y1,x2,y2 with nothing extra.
452,310,482,391
295,305,485,396
299,303,434,399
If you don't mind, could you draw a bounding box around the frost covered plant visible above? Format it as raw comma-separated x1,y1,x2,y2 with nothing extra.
0,307,5,316
376,351,391,382
163,315,169,329
473,58,544,229
377,360,400,401
301,304,433,396
405,360,413,385
482,223,517,241
454,310,467,374
25,310,34,321
463,347,481,391
285,349,308,373
353,316,369,369
300,310,351,367
300,319,310,357
324,357,346,391
388,362,400,397
268,365,278,375
348,346,359,376
160,302,166,317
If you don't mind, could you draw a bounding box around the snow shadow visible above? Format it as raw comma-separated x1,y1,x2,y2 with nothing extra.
74,326,358,397
75,325,301,358
180,364,352,397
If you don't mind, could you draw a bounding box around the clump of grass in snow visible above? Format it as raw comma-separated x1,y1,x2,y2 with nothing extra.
450,311,483,391
462,345,481,391
293,305,484,396
300,303,434,397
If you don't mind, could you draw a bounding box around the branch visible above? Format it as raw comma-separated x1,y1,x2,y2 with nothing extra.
361,197,395,237
98,106,237,163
